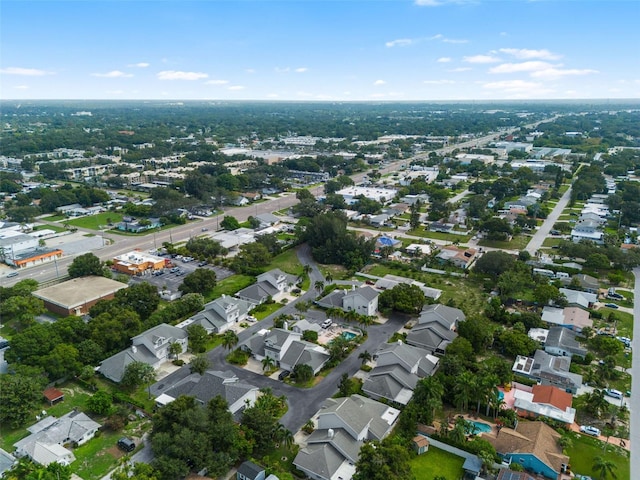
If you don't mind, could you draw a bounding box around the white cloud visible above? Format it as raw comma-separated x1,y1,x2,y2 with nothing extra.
448,67,472,72
423,79,457,85
91,70,133,78
157,70,208,80
0,67,51,76
463,55,501,64
128,62,150,68
386,38,415,48
499,48,561,60
437,57,452,63
245,68,256,74
483,79,553,96
374,80,386,86
228,85,245,90
429,33,467,44
295,67,308,73
489,61,555,74
531,67,598,78
205,79,229,85
14,85,29,90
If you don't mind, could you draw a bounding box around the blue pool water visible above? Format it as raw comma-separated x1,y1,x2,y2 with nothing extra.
342,332,357,341
470,421,492,433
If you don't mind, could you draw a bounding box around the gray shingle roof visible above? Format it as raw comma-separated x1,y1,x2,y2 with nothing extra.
344,286,379,302
417,304,466,329
98,344,157,383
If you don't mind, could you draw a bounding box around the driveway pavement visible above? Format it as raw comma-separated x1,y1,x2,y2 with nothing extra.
149,244,407,432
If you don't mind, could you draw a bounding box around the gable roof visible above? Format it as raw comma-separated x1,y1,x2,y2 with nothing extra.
237,460,264,479
344,285,379,302
98,343,157,382
406,322,457,352
417,304,466,329
132,322,187,343
544,327,587,357
319,394,399,441
161,370,257,411
531,385,573,412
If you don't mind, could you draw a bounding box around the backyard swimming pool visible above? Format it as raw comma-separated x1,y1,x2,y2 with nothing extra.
342,331,358,341
470,421,492,433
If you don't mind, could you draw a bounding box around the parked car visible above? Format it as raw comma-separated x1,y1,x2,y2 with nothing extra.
0,338,9,349
278,370,290,381
170,267,180,273
580,425,601,436
604,303,619,309
201,227,209,231
198,261,208,267
6,272,18,278
321,319,333,329
605,388,623,399
117,437,136,452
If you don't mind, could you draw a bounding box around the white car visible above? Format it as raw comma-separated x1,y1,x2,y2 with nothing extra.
580,425,601,436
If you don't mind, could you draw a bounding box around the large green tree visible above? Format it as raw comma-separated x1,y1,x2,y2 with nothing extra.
378,283,426,314
179,268,217,294
0,373,47,428
68,252,107,278
353,440,414,480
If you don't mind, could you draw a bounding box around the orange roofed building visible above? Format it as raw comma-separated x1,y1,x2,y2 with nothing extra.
113,250,167,275
512,384,575,424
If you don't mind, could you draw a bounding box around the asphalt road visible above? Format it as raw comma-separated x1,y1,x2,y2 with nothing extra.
525,183,573,255
630,267,639,474
149,245,407,432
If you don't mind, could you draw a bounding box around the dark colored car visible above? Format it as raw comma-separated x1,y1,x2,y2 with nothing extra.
278,370,290,381
117,437,135,452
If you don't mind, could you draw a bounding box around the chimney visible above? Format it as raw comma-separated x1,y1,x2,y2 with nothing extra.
131,346,137,353
283,321,289,330
328,428,334,439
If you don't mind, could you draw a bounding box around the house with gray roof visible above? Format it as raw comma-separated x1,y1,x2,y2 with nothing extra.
99,323,188,383
14,411,101,466
512,350,582,394
316,286,379,316
291,319,322,335
182,295,255,334
406,322,457,356
558,288,597,309
0,448,16,478
293,395,399,480
255,213,280,228
240,328,329,374
374,274,442,300
363,341,439,405
418,304,466,331
155,370,258,417
236,269,297,304
544,327,587,358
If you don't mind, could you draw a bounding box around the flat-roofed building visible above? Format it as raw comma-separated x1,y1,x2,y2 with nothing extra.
33,276,129,316
113,250,166,275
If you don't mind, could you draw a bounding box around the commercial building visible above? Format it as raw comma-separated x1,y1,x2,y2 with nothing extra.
113,250,167,275
33,276,128,316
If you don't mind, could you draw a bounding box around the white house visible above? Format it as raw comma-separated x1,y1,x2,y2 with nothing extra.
316,286,379,316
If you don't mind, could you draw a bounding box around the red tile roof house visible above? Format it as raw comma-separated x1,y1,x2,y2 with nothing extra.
512,384,576,424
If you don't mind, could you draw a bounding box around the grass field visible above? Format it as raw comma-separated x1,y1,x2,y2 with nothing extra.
564,431,630,480
33,223,68,233
67,212,123,230
41,214,66,221
410,446,465,480
408,227,473,243
269,248,304,277
479,235,531,250
204,274,255,302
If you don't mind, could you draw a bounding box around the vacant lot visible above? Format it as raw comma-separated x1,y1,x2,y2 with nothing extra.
564,431,630,480
67,212,123,230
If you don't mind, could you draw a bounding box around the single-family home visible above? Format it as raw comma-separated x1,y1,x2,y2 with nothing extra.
99,323,188,383
436,245,478,269
541,306,592,333
293,395,400,480
182,295,256,334
512,350,582,394
155,370,258,417
406,322,457,356
237,460,279,480
316,286,379,317
362,341,439,405
0,448,16,478
496,470,536,480
374,274,442,300
544,327,587,358
484,421,569,479
571,274,600,293
417,304,466,331
240,328,330,374
291,319,322,335
558,288,597,309
571,219,604,244
512,384,576,424
255,213,280,228
236,269,298,305
14,411,101,466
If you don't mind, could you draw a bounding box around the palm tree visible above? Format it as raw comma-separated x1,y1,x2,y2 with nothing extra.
314,280,325,295
592,455,618,480
449,417,467,445
558,435,573,453
585,389,611,419
221,330,239,351
358,350,372,365
488,389,506,419
262,356,275,372
359,315,375,332
325,272,333,284
454,371,476,412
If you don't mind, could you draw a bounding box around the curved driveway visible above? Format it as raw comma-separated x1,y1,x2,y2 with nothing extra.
149,244,407,431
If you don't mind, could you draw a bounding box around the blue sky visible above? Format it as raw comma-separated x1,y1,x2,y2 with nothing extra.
2,0,639,101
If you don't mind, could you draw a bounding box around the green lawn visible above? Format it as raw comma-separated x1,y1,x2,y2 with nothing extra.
542,237,563,247
73,430,121,480
67,212,123,230
410,446,465,480
204,274,255,302
408,228,473,243
251,302,285,320
479,235,531,250
33,223,67,233
269,248,304,277
564,431,630,480
41,214,66,221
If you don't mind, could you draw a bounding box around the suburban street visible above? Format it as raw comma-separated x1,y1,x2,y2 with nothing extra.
149,244,408,432
525,183,573,255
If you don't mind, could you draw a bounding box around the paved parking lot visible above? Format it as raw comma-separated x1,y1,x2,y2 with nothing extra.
129,263,234,293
